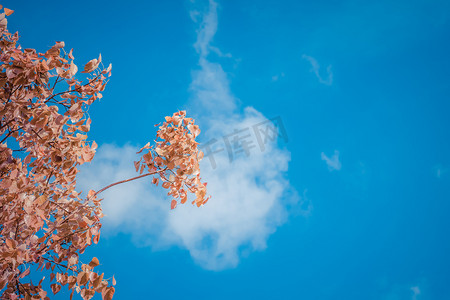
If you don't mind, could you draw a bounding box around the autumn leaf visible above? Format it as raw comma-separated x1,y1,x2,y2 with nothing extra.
51,283,61,295
69,61,78,77
89,257,100,268
93,273,103,289
82,58,99,73
19,268,30,279
137,142,151,154
171,200,177,210
4,8,13,16
68,48,75,59
0,15,7,29
54,41,65,48
102,287,115,300
77,272,88,286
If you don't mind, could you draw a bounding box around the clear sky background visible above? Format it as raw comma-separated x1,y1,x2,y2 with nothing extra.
4,0,450,299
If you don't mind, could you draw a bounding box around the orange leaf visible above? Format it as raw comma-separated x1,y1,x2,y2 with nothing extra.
77,272,87,285
93,233,100,244
51,283,61,295
136,142,151,154
20,268,30,278
171,200,177,210
54,41,65,49
82,58,98,73
89,257,100,268
87,189,96,199
93,273,103,289
198,151,204,160
5,239,14,249
102,287,115,300
4,8,14,16
68,48,74,60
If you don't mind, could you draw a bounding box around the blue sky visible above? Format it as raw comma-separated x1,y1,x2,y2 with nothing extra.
5,0,450,298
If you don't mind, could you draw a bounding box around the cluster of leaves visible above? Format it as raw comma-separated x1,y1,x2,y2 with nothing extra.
135,111,209,210
0,6,208,300
0,6,113,299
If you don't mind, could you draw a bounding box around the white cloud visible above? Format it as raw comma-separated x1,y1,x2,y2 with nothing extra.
77,0,299,271
193,0,219,59
321,150,341,171
77,144,170,246
376,277,426,300
271,72,285,82
181,0,301,269
302,54,333,85
411,286,420,300
433,164,447,179
210,45,232,58
190,58,237,117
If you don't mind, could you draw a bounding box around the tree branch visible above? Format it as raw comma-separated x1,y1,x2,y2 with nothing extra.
93,168,166,198
45,72,103,103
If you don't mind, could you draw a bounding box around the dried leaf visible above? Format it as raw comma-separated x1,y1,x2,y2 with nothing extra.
51,284,61,295
89,257,100,268
4,8,14,16
102,287,115,300
54,41,65,49
68,48,74,60
82,58,98,73
171,200,177,210
137,142,151,154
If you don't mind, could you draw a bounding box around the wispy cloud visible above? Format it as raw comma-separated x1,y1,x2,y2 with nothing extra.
433,164,447,179
377,276,425,300
411,286,420,300
193,0,218,58
78,0,300,271
272,72,285,82
321,150,341,171
302,54,333,85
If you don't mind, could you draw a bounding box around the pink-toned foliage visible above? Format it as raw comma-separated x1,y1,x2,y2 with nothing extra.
0,7,208,299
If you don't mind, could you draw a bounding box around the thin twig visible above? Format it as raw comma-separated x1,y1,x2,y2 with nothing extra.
45,72,103,103
93,168,166,197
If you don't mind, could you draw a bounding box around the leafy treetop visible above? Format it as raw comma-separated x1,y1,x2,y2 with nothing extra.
0,6,208,300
